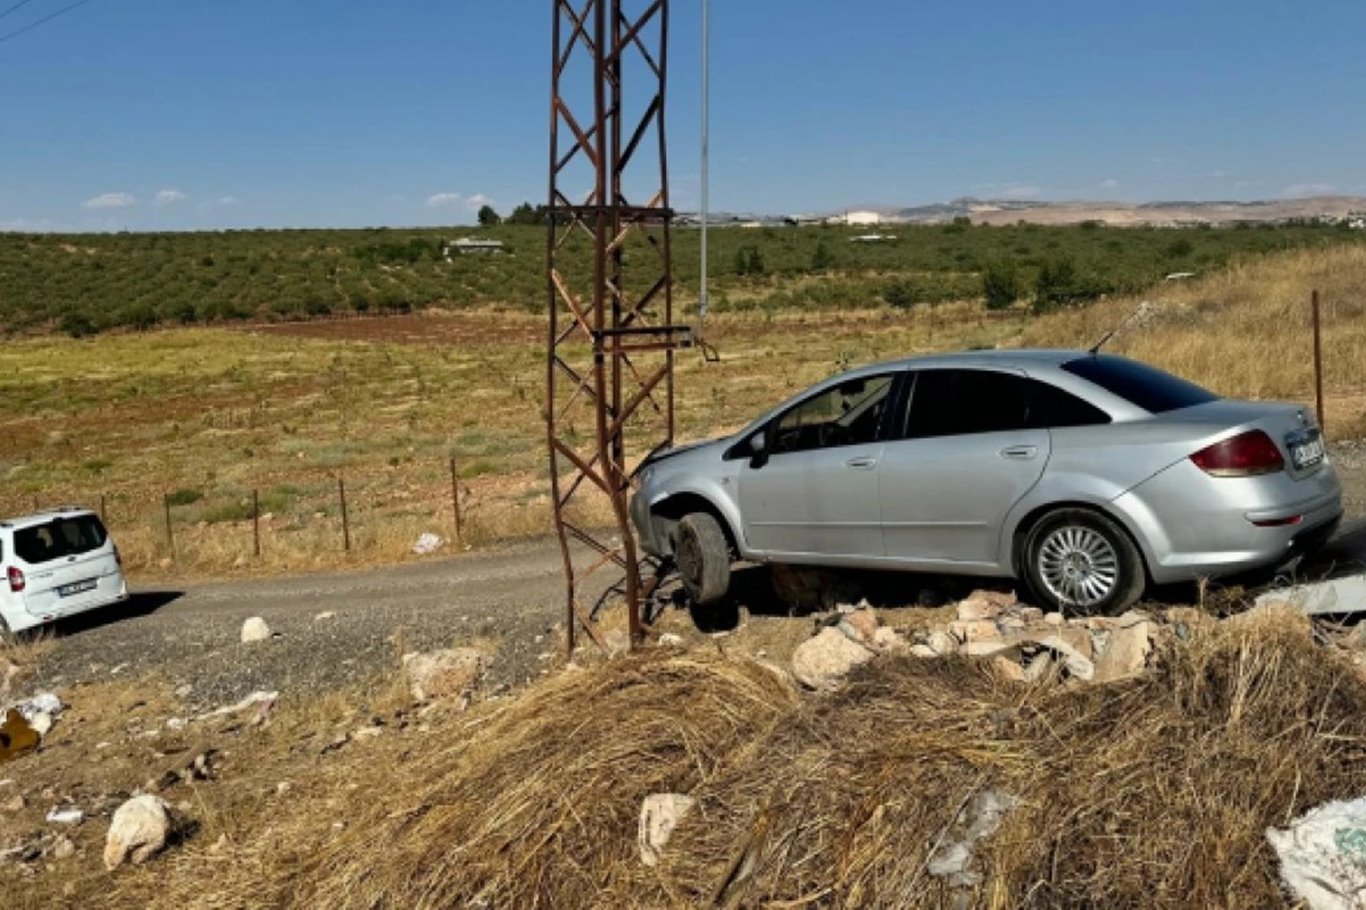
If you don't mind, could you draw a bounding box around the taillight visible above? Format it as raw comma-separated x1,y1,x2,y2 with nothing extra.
7,566,24,593
1190,430,1285,477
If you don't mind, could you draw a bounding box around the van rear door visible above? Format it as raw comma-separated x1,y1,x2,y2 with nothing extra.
14,515,121,618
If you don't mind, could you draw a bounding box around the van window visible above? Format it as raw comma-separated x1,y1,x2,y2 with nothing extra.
13,516,108,564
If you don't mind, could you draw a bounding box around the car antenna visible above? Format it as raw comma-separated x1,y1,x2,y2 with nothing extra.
1088,301,1152,355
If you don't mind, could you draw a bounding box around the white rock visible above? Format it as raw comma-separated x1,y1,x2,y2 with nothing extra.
927,631,959,656
29,712,53,737
638,793,696,867
1257,574,1366,616
45,806,84,825
103,795,173,870
314,611,336,622
1268,798,1366,910
656,633,685,648
412,533,444,556
240,617,272,644
50,835,75,860
165,718,187,732
791,626,874,691
870,626,908,653
1091,613,1157,684
14,692,62,723
402,648,487,702
199,690,278,721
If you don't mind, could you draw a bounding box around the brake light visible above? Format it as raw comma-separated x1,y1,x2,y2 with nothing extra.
1190,430,1285,477
7,566,24,593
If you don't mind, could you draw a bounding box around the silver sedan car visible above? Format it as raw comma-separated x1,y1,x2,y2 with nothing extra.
631,350,1342,614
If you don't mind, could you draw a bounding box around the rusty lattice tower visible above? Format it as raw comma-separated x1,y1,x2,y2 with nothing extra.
547,0,690,650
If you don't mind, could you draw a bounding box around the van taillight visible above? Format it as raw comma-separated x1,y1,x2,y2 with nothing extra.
1190,430,1285,477
6,566,24,593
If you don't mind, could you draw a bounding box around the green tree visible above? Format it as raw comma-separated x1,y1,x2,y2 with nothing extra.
982,262,1020,310
810,239,834,271
477,204,502,227
507,202,541,225
734,244,765,276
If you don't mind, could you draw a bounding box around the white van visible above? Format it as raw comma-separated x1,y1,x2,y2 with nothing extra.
0,508,128,637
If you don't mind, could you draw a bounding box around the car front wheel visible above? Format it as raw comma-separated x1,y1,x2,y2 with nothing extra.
1023,508,1144,615
675,512,731,607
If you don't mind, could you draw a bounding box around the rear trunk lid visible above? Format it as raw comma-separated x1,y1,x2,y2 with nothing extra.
1168,400,1327,481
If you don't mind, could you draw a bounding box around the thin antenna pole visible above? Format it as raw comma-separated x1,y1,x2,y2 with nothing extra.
698,0,709,333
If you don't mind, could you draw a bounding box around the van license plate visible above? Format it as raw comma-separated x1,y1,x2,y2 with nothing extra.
57,579,97,597
1291,436,1325,470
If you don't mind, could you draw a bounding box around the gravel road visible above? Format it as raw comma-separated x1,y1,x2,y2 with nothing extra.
22,445,1366,710
28,538,582,709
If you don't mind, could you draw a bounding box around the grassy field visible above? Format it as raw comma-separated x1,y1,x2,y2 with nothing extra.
3,220,1364,334
1,241,1363,578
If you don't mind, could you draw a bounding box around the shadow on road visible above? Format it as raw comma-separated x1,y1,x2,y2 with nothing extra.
48,590,184,638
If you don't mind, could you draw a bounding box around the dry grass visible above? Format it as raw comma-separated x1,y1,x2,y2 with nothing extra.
28,609,1355,909
1021,245,1366,436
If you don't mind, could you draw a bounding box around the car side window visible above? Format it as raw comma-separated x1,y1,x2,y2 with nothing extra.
903,369,1030,438
771,375,894,454
1023,379,1111,428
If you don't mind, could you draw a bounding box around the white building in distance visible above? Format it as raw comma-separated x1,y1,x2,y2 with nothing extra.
844,210,882,226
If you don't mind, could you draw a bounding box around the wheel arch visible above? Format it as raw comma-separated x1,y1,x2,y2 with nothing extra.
1009,499,1154,583
649,491,740,556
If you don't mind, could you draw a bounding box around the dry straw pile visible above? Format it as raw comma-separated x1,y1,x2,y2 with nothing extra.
112,607,1366,909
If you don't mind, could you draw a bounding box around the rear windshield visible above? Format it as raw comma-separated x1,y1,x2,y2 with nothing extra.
1061,354,1218,414
13,515,108,565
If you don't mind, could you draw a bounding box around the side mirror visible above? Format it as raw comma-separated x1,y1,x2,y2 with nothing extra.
748,433,769,468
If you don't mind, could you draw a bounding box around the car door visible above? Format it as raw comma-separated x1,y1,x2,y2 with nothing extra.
879,368,1050,568
737,372,899,560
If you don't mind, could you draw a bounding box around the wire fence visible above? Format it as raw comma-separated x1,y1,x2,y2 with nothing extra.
0,456,559,576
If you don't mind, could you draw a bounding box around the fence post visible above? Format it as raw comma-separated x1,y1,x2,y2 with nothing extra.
449,455,463,545
252,489,261,558
1312,289,1325,431
163,493,175,557
99,493,107,523
338,476,351,552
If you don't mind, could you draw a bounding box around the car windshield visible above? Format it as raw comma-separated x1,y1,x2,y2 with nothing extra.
1061,354,1218,414
13,515,108,564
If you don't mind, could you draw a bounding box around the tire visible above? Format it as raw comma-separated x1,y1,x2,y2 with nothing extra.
1022,508,1144,616
675,512,732,607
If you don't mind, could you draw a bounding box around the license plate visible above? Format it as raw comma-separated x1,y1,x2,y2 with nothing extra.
1290,435,1325,470
57,579,97,597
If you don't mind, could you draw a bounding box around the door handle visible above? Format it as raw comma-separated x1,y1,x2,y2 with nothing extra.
999,445,1038,460
846,456,878,470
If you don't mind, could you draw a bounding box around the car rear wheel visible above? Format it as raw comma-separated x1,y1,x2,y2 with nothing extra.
1023,508,1144,615
675,512,731,607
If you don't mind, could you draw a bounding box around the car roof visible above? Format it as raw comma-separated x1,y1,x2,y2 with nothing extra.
0,507,96,531
854,348,1086,375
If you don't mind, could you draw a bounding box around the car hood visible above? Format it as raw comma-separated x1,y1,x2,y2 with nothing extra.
639,436,730,469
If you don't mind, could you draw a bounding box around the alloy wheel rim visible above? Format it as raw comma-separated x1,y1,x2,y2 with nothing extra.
1037,525,1119,609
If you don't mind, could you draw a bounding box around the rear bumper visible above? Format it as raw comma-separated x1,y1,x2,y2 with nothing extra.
1115,459,1343,584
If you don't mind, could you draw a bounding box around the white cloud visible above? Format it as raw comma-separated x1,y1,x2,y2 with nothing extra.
217,195,241,206
1282,182,1337,198
464,192,494,210
1098,178,1120,190
1000,184,1041,199
426,192,463,208
83,192,136,210
154,189,187,205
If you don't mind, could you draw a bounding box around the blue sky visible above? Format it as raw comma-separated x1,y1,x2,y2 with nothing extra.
2,0,1364,231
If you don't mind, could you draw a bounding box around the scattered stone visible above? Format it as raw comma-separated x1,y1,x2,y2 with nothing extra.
870,626,908,653
165,718,187,732
3,793,25,812
910,644,937,659
656,632,685,648
29,713,53,737
991,655,1027,683
842,607,879,644
927,631,959,656
791,626,874,690
1257,573,1366,615
638,793,696,867
45,806,84,825
199,690,278,722
1017,630,1095,681
1043,612,1064,625
314,611,336,622
948,619,1001,643
1091,612,1158,684
352,726,383,741
103,795,173,870
50,836,74,860
240,617,272,644
1023,651,1054,683
173,684,193,699
402,648,487,702
412,533,444,556
927,790,1021,888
